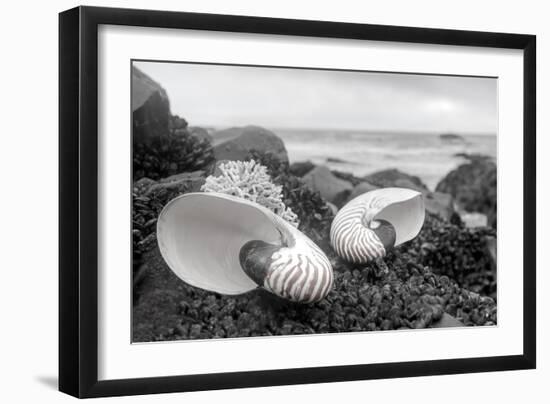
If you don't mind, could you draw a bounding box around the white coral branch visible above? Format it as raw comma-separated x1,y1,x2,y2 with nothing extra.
201,160,299,227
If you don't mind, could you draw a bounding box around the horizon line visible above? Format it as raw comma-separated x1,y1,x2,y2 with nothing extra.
187,123,497,137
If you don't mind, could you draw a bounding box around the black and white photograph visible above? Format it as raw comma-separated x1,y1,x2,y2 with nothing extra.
1,0,544,401
131,60,498,342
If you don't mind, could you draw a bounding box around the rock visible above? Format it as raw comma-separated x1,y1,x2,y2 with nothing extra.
440,133,465,143
289,161,316,177
326,157,349,164
454,153,494,162
485,235,497,271
364,168,429,193
331,170,364,186
211,126,288,164
436,157,496,228
347,181,379,201
170,115,188,131
430,313,464,328
424,191,455,221
132,66,171,144
460,212,488,228
303,165,353,206
188,126,213,143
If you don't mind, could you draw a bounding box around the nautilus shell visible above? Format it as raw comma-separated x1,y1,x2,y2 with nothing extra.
157,192,333,303
330,188,425,263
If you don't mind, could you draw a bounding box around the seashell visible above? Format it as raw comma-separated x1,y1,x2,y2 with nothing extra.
330,188,425,263
157,192,333,303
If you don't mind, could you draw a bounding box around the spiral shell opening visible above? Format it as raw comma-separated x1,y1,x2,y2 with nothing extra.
372,190,425,246
330,188,425,263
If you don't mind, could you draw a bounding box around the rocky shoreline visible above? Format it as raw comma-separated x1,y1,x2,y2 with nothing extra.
131,66,497,342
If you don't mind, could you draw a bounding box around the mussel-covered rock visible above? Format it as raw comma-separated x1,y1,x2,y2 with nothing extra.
132,171,206,279
133,130,214,181
132,68,214,181
406,213,497,299
133,243,496,342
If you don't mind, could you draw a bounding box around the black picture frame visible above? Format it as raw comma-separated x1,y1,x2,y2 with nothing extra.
59,6,536,398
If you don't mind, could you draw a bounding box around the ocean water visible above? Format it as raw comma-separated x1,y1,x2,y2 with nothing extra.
273,129,497,191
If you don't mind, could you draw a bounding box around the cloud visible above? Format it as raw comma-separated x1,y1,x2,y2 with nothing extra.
134,61,497,135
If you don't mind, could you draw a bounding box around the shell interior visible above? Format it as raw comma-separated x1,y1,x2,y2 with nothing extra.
372,188,425,246
157,192,284,295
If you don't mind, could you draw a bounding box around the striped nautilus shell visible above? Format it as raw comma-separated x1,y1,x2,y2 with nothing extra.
330,188,425,263
157,192,333,303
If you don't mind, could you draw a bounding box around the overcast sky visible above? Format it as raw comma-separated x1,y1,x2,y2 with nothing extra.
134,61,497,135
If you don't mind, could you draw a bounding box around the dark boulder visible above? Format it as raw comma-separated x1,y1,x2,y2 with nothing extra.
331,170,364,186
303,165,353,206
440,133,466,143
347,181,378,202
169,115,188,131
423,191,455,221
364,168,429,192
212,126,288,164
436,156,496,228
131,67,214,181
289,161,316,177
132,66,171,144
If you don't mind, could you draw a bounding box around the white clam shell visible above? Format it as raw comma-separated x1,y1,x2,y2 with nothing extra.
157,192,333,302
330,187,425,263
